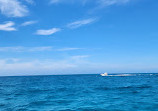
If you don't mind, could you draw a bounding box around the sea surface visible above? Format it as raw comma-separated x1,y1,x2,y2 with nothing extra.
0,73,158,111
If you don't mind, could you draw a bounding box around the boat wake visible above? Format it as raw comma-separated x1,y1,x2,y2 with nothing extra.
100,73,157,77
100,73,133,77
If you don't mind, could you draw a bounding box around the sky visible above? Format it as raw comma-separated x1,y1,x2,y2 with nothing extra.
0,0,158,76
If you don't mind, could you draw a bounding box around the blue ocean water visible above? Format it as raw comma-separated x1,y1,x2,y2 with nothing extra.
0,74,158,111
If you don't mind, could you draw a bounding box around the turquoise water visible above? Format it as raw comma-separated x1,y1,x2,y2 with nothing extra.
0,74,158,111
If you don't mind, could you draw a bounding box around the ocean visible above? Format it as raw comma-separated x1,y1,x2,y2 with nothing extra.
0,73,158,111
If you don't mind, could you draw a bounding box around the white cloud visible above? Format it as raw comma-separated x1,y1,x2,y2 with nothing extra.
50,0,90,4
28,47,53,52
0,21,16,31
50,0,130,6
67,18,96,28
0,0,28,17
21,21,38,26
0,56,89,76
57,48,83,51
24,0,34,4
0,46,84,52
98,0,130,6
36,28,61,35
71,55,89,60
0,46,53,52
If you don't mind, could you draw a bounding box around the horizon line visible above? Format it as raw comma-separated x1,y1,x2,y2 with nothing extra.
0,72,158,77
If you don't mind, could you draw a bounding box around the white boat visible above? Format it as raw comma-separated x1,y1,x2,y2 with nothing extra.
100,72,108,76
100,72,133,77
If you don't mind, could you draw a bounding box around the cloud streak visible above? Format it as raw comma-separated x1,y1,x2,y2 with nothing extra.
0,46,83,52
67,18,97,28
98,0,130,6
71,55,89,60
24,0,34,4
0,21,16,31
0,0,28,17
56,48,83,51
50,0,130,6
35,28,61,35
21,21,38,26
0,46,53,52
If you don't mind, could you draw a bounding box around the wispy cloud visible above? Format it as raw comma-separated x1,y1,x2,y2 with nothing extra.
24,0,34,4
0,55,90,76
57,48,83,51
67,18,97,28
98,0,130,6
0,58,76,76
0,21,16,31
0,46,53,52
0,46,83,52
0,0,28,17
21,21,38,26
35,28,61,35
50,0,130,6
71,55,89,60
50,0,90,5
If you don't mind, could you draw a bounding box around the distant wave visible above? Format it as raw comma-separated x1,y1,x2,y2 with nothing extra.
95,85,152,91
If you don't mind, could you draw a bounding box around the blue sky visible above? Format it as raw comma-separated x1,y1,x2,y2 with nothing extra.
0,0,158,76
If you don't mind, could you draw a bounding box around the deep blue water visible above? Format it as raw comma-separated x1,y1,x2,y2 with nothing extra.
0,74,158,111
